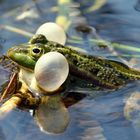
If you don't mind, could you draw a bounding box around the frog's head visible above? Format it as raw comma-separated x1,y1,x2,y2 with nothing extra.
7,34,50,71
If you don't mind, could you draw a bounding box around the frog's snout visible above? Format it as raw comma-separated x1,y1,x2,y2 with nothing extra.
7,47,23,62
7,46,26,57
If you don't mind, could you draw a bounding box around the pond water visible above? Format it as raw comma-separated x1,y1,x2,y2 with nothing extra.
0,0,140,140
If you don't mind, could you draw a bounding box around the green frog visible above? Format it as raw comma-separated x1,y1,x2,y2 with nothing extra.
7,34,140,91
6,34,140,134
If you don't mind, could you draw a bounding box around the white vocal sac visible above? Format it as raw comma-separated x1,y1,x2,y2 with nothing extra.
34,52,69,92
36,22,66,45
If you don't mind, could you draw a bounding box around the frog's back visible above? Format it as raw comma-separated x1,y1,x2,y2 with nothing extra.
45,43,140,89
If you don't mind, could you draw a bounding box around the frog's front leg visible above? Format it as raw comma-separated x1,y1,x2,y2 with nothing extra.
0,80,40,118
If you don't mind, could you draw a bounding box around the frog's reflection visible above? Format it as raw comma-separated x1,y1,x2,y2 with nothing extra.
34,92,86,134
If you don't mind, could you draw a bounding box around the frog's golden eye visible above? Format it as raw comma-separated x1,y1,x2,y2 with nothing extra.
31,47,44,59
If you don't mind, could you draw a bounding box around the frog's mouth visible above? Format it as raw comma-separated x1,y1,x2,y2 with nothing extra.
7,47,36,71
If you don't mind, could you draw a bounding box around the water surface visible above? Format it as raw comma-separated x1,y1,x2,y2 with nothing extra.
0,0,140,140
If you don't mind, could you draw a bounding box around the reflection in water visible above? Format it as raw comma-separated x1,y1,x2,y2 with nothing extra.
0,86,138,140
0,126,6,140
35,95,70,134
124,91,140,139
135,0,140,11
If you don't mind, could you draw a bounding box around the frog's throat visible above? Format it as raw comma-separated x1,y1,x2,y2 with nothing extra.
19,65,34,72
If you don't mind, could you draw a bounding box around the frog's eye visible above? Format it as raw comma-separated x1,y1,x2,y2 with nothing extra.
32,48,41,54
31,47,44,59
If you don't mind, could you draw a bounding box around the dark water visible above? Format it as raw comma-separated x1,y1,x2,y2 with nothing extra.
0,0,140,140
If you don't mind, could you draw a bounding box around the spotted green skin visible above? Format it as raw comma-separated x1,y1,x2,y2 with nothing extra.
7,34,140,89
